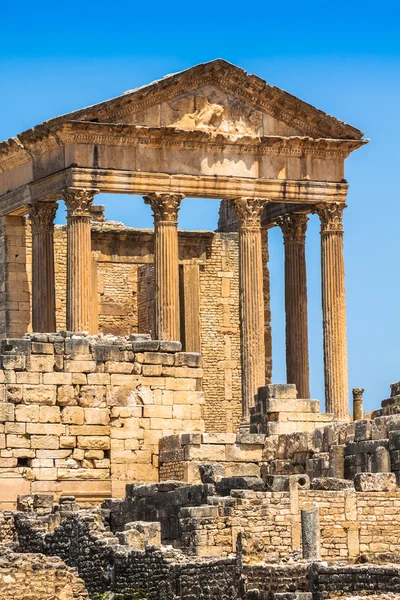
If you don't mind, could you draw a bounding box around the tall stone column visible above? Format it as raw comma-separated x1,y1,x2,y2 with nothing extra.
279,213,310,399
316,202,349,419
144,193,184,341
233,197,266,425
62,188,97,333
30,201,58,333
261,224,273,384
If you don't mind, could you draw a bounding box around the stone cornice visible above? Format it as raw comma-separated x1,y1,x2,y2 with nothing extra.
0,121,368,174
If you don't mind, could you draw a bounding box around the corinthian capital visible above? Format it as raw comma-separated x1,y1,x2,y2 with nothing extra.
29,201,58,234
314,202,346,233
278,213,308,243
62,188,98,218
232,197,267,230
143,193,184,223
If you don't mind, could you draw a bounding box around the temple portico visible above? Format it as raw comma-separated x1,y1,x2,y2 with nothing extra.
0,59,367,427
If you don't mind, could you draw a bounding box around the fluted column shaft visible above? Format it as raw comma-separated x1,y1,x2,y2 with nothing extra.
280,214,310,399
316,202,349,419
261,225,272,384
233,198,267,423
144,193,184,340
30,201,58,332
63,188,97,333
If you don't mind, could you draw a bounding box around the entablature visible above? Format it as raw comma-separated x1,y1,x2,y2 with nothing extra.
0,166,349,217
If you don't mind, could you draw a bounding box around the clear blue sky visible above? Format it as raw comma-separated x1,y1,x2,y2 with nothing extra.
1,0,399,413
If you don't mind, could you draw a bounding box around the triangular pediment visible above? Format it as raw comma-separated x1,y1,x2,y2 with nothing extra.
42,59,364,140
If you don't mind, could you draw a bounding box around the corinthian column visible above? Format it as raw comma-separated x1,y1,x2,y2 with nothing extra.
261,224,273,384
315,202,349,419
30,200,58,333
233,197,267,425
62,188,97,333
279,213,310,399
144,193,184,341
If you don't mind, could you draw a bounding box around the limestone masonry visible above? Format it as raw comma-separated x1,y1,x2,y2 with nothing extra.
0,59,398,599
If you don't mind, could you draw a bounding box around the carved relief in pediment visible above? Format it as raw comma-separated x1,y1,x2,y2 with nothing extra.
165,85,263,136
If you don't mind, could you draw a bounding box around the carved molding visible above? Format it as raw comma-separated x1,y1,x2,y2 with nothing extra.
29,201,58,234
62,188,98,218
233,197,268,230
144,192,184,223
314,202,346,233
278,213,308,243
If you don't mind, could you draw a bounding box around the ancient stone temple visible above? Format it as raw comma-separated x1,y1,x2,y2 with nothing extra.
1,60,399,600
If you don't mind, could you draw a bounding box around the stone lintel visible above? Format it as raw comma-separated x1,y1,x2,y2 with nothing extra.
0,167,349,216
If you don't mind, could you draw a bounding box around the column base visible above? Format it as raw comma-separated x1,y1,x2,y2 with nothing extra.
239,418,251,433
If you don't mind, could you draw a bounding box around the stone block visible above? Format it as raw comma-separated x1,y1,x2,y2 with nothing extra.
1,339,31,355
30,435,60,450
354,472,397,491
69,425,110,435
0,403,14,422
28,355,55,372
61,406,85,425
225,443,263,462
142,365,162,377
260,384,297,400
354,420,372,442
311,477,354,490
5,422,25,434
64,360,96,373
39,406,61,423
84,408,110,425
31,342,54,355
2,354,26,370
7,434,30,448
57,385,78,406
184,444,226,461
87,373,111,385
15,372,40,384
43,372,73,385
390,381,400,397
159,341,181,352
5,385,22,404
199,462,226,484
77,436,110,450
60,436,76,449
174,352,201,367
22,385,56,406
92,344,120,362
132,340,160,352
389,429,400,451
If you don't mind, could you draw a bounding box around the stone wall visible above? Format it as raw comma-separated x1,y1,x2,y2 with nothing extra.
159,432,264,483
105,475,400,563
0,333,204,507
10,216,243,434
10,493,400,599
0,551,88,600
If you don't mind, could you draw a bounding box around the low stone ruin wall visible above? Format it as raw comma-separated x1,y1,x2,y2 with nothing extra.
159,383,400,488
0,333,204,507
159,432,265,483
105,477,400,561
4,493,400,599
0,550,88,600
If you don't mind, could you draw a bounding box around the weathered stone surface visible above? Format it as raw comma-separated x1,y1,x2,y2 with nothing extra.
311,477,354,491
354,472,397,492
